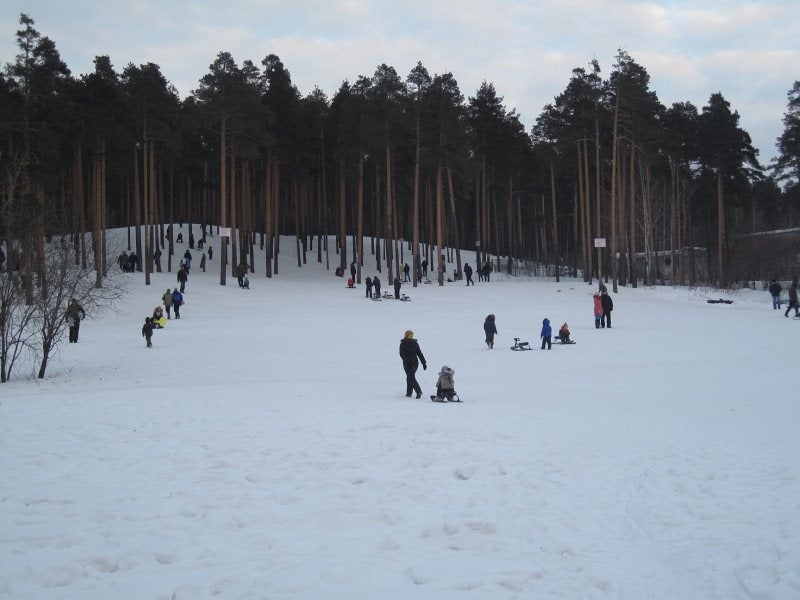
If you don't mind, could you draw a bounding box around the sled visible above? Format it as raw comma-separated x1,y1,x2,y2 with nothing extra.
154,316,167,328
431,391,461,403
553,337,575,345
382,292,394,299
510,337,532,351
707,298,733,304
400,294,411,302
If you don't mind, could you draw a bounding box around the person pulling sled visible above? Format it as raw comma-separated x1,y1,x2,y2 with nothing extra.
431,365,460,402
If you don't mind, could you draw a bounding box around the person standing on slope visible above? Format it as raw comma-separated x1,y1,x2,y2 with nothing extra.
540,318,552,350
483,314,497,349
593,293,603,329
365,276,373,299
601,290,613,328
768,279,782,310
399,330,427,398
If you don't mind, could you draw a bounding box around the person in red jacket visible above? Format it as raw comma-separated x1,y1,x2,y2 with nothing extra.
593,293,603,329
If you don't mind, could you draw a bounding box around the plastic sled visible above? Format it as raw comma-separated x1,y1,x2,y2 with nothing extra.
554,336,575,345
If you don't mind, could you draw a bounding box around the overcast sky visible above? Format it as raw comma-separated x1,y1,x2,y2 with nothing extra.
2,1,798,165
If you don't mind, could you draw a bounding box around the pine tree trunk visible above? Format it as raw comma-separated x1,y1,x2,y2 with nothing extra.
219,116,228,286
436,164,444,286
717,171,726,287
610,96,620,292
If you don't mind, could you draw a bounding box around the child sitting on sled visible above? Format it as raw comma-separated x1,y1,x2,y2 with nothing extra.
152,306,166,328
431,365,459,402
556,321,571,343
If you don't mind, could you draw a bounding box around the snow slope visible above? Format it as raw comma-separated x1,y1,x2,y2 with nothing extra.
1,232,798,600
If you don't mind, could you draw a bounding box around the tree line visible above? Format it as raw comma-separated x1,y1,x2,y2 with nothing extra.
2,13,799,299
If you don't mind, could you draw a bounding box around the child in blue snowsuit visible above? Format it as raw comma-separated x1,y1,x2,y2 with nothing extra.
540,318,552,350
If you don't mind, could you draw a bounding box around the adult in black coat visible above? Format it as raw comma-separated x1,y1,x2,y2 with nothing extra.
399,330,427,398
373,276,382,297
393,276,402,299
65,298,86,343
600,291,613,328
483,314,497,348
464,263,474,286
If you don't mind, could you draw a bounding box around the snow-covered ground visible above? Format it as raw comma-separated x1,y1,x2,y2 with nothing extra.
1,232,798,600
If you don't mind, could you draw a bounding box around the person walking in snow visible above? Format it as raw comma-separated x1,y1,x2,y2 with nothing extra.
142,317,155,347
207,246,213,261
373,276,382,298
394,275,402,299
127,251,137,272
350,261,356,281
65,298,86,343
162,288,173,319
171,288,184,319
785,276,799,318
399,330,427,398
177,266,188,293
464,262,474,286
540,318,552,350
403,262,411,282
365,276,373,298
199,252,206,272
483,314,497,349
601,290,613,328
182,249,192,274
593,293,603,329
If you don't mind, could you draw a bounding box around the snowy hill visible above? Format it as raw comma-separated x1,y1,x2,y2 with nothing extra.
1,230,798,599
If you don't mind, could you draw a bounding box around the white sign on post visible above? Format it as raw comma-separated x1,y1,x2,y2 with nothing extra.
219,227,231,238
594,238,607,248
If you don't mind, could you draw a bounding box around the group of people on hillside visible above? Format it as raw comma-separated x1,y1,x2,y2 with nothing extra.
142,287,184,347
364,275,382,298
117,251,138,273
399,284,614,400
769,277,799,317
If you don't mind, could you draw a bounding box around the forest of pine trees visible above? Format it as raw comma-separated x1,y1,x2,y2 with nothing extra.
2,13,800,295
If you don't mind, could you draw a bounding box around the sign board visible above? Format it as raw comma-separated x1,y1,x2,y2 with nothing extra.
219,227,231,238
475,241,481,247
594,238,607,248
